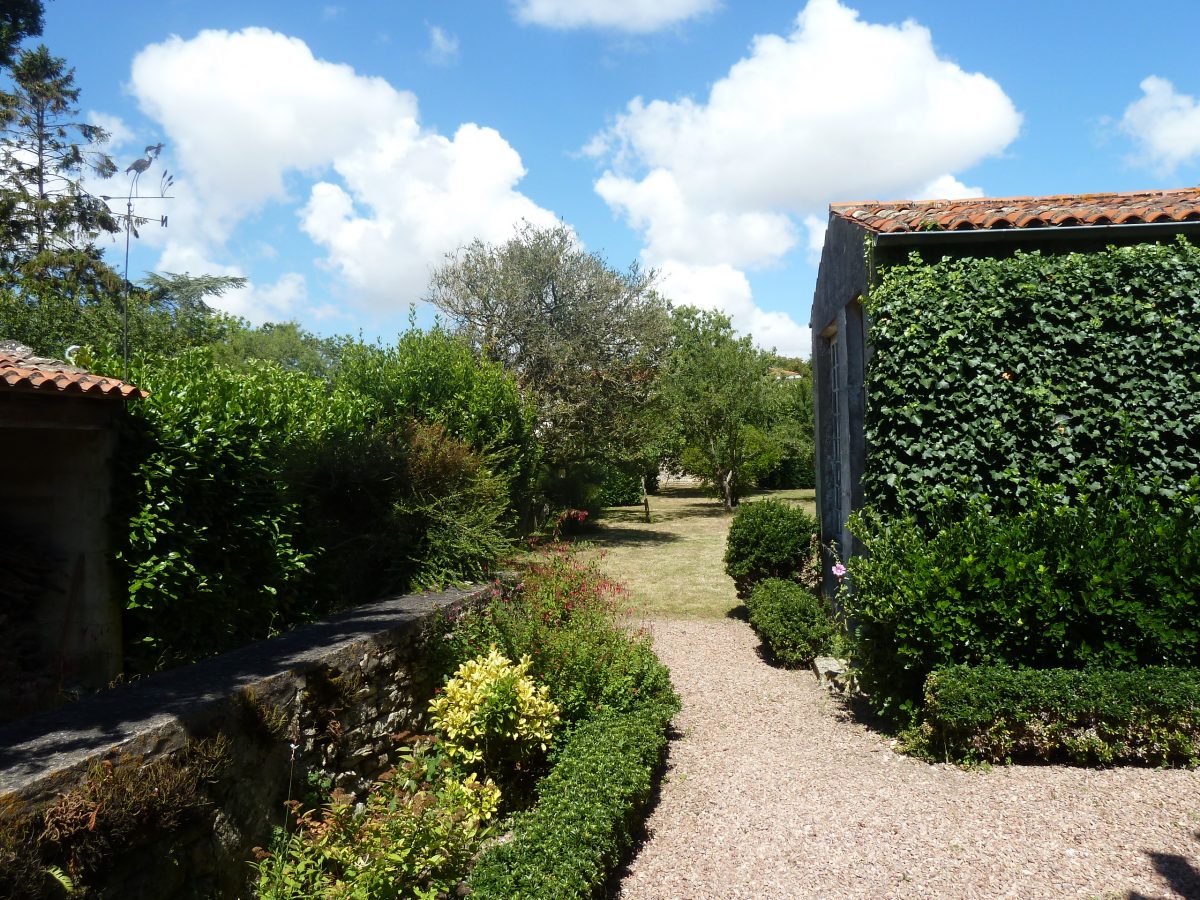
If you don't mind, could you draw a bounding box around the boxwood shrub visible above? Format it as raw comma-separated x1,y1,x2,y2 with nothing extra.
466,699,677,899
746,578,835,668
845,480,1200,719
914,664,1200,767
723,499,819,598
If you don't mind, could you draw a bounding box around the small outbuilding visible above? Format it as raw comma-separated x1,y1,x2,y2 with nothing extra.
0,341,146,723
809,187,1200,598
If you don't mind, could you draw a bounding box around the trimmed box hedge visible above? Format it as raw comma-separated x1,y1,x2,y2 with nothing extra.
914,664,1200,767
466,698,677,899
723,499,819,599
746,578,835,668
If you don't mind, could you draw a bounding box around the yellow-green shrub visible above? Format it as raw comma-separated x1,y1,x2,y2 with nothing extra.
428,648,559,773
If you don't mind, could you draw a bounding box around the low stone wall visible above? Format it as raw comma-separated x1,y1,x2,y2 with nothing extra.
0,583,491,899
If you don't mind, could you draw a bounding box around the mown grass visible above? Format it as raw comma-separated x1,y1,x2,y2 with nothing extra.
572,479,816,620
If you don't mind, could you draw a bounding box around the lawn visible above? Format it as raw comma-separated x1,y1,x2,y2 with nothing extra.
574,478,816,619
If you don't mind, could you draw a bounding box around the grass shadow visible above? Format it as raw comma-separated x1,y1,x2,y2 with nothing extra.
724,603,749,622
583,529,684,550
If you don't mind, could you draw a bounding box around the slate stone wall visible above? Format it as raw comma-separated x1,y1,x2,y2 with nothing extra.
0,583,492,899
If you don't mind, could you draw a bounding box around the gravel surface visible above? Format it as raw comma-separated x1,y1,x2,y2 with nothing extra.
616,619,1200,900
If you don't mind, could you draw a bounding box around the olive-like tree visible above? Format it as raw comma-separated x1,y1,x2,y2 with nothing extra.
429,222,672,503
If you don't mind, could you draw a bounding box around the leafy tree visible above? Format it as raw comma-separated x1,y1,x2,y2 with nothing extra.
0,44,118,263
759,357,815,489
0,0,42,69
428,222,672,504
0,268,239,360
212,320,350,379
663,307,777,512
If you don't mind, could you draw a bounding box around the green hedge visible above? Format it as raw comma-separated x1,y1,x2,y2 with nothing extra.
467,700,676,899
915,664,1200,767
723,499,819,599
746,578,835,668
845,481,1200,719
864,237,1200,517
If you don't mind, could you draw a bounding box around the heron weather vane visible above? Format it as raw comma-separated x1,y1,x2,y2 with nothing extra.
102,142,174,379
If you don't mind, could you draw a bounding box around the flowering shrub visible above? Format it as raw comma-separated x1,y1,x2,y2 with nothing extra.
428,648,559,774
254,741,500,899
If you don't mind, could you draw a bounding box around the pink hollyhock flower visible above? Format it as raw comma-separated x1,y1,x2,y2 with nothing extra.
832,563,847,578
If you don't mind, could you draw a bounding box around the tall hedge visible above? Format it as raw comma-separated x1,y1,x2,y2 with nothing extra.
864,237,1200,516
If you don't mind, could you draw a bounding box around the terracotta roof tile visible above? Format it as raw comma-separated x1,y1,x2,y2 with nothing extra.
0,342,146,400
829,187,1200,235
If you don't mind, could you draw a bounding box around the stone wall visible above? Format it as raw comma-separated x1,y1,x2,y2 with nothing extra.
0,583,492,899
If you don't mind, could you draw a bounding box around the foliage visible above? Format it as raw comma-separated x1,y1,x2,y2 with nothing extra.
723,498,820,598
336,326,540,522
255,742,500,900
0,44,117,263
745,578,836,668
428,221,672,495
428,648,559,775
0,264,238,360
211,319,349,379
466,700,676,899
0,0,42,69
844,479,1200,721
663,306,779,511
431,548,677,725
913,664,1200,767
114,336,531,670
115,350,349,670
758,361,816,489
863,238,1200,518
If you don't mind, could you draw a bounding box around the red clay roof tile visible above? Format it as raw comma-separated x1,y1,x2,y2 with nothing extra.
0,342,146,400
829,187,1200,235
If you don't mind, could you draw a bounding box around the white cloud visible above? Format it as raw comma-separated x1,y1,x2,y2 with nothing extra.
128,28,557,319
426,25,460,66
596,168,796,268
1120,75,1200,173
217,273,309,323
589,0,1019,356
657,260,810,357
512,0,718,32
87,111,134,151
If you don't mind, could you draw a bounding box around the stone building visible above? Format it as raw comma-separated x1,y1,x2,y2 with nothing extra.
809,187,1200,598
0,341,145,723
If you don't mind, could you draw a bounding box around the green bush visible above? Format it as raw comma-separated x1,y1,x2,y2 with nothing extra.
431,548,676,724
723,499,819,598
746,578,836,668
466,700,676,899
845,480,1200,720
115,329,533,672
864,237,1200,518
914,664,1200,767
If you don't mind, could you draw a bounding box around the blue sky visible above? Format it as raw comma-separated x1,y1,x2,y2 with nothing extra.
25,0,1200,357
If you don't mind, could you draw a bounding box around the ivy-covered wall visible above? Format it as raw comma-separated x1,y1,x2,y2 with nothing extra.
863,236,1200,516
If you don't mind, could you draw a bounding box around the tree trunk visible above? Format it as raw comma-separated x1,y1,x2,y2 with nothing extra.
641,475,651,524
721,469,735,513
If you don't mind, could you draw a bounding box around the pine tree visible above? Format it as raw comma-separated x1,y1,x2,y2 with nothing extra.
0,44,118,264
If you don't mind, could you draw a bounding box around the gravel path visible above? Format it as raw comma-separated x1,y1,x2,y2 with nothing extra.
616,619,1200,900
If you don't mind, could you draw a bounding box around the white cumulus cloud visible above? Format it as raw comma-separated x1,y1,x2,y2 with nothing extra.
512,0,718,32
128,28,556,318
1120,75,1200,174
589,0,1019,352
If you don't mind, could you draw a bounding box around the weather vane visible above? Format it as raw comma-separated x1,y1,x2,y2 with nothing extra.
101,143,175,380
